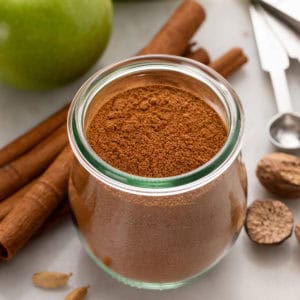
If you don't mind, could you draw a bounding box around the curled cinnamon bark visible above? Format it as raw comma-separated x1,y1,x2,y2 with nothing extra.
184,45,210,65
34,201,70,237
0,105,69,167
0,181,36,221
209,47,248,78
0,146,72,259
139,0,205,55
0,193,69,240
0,124,68,201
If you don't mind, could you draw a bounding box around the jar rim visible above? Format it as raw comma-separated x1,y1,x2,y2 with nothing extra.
67,55,244,195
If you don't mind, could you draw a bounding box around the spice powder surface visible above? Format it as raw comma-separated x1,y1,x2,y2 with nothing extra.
87,85,227,177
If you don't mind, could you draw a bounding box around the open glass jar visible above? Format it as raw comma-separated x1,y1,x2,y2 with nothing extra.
67,55,247,290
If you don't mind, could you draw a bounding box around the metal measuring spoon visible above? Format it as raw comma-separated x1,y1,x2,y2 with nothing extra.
268,109,300,150
250,4,300,150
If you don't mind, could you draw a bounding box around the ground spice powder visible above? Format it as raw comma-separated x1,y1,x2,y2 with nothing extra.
86,85,227,177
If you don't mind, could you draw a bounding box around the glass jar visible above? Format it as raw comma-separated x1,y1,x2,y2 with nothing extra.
67,55,247,290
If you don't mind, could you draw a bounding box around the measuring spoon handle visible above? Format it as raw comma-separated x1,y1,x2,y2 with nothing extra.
269,69,293,113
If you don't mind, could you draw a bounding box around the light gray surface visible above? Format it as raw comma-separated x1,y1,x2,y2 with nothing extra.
0,1,300,299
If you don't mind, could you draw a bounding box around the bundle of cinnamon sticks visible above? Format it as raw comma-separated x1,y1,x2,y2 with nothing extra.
0,0,248,261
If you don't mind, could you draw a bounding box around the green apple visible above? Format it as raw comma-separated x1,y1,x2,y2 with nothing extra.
0,0,112,90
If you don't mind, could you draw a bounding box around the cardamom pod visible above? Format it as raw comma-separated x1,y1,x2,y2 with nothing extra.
65,286,90,300
32,271,72,289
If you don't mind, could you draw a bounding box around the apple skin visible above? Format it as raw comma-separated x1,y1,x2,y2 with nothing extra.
0,0,112,90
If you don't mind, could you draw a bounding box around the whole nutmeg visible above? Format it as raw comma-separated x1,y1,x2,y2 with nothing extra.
256,152,300,198
245,199,293,245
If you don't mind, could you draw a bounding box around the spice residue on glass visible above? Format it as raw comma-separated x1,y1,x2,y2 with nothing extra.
86,85,227,177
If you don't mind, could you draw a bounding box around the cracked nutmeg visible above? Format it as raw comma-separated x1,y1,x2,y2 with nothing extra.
256,152,300,198
245,199,293,245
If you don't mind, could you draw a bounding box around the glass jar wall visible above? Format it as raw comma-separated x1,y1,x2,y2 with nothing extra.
67,55,247,290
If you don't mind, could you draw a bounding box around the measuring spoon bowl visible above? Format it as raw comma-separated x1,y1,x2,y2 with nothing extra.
268,112,300,150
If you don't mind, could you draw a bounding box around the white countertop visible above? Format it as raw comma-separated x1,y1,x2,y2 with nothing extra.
1,1,300,299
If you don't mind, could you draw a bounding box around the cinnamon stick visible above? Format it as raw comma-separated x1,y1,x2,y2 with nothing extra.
184,45,210,65
0,196,69,249
0,124,68,201
0,181,36,221
34,201,70,237
139,0,205,55
209,47,248,78
0,105,69,167
0,146,72,259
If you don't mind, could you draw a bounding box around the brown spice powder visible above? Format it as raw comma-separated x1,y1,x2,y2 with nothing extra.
69,157,247,282
86,85,227,177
